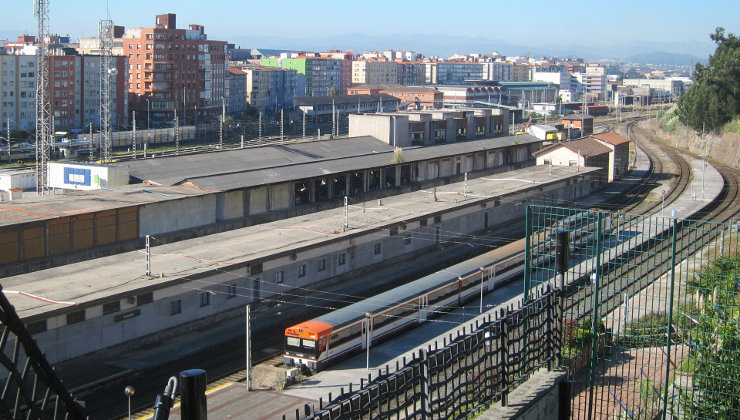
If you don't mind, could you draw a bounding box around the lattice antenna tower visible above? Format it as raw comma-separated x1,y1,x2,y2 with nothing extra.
34,0,51,195
99,19,115,163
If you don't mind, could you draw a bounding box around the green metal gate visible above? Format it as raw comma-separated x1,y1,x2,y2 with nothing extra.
524,205,740,419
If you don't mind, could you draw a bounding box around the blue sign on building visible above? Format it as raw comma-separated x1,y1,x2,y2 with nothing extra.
63,167,91,186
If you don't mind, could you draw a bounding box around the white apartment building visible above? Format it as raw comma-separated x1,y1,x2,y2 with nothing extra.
352,61,399,85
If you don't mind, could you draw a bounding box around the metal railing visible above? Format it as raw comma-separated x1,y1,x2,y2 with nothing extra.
296,285,559,420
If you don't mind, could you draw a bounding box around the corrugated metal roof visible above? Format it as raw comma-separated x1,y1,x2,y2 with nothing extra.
125,134,542,191
591,132,631,145
533,138,611,158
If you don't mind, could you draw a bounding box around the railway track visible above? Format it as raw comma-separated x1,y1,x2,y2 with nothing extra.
562,122,739,326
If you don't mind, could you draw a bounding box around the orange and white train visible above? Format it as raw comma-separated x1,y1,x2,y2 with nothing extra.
284,237,532,372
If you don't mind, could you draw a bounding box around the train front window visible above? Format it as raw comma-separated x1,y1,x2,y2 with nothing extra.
302,339,316,350
286,337,301,349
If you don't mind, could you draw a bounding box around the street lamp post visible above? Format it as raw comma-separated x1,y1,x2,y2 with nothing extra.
124,386,135,420
146,99,150,155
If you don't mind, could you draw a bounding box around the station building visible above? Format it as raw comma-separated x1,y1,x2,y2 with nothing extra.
0,131,539,274
3,164,604,365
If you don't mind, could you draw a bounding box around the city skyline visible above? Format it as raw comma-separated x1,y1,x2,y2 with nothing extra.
2,0,738,59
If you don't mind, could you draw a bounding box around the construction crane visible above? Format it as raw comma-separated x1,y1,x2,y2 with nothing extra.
34,0,51,195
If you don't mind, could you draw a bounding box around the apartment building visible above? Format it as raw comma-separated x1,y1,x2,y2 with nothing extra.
261,56,344,96
398,62,426,85
226,68,246,116
240,65,305,112
1,52,127,132
574,64,607,101
123,13,227,125
351,60,399,85
425,62,487,84
510,64,532,82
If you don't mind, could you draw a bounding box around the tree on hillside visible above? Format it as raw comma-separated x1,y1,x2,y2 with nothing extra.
677,27,740,132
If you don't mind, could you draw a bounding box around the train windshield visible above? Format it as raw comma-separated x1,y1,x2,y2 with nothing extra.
285,336,318,356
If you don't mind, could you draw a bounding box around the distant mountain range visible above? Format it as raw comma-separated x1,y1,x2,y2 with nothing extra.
624,51,707,66
228,33,712,65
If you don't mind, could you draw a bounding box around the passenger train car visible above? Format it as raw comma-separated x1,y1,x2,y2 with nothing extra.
283,238,530,372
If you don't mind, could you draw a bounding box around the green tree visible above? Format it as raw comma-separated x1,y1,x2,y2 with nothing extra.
329,85,339,96
678,27,740,132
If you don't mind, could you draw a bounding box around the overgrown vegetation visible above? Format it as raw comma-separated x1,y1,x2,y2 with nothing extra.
657,106,681,134
392,147,404,163
723,115,740,135
679,252,740,418
677,27,740,132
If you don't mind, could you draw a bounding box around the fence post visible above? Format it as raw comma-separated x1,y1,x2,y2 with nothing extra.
420,348,431,418
501,307,509,407
523,205,533,301
546,284,554,371
586,211,604,420
662,216,679,419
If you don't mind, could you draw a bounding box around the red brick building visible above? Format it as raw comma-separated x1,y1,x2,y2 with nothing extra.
123,13,227,125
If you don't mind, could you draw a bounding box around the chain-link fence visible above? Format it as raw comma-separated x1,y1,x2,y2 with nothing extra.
525,205,739,419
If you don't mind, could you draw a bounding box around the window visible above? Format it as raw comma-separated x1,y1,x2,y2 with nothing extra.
137,292,153,306
67,310,85,325
227,284,237,298
200,292,211,307
27,320,47,334
374,243,382,255
318,258,327,272
404,234,412,245
275,271,284,283
103,301,121,315
338,253,346,266
298,264,306,277
170,299,182,315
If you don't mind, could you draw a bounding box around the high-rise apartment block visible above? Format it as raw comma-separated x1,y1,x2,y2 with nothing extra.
239,65,305,112
1,46,127,132
123,13,227,125
261,56,345,96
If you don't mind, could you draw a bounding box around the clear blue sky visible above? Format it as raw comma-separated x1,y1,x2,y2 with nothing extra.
2,0,738,57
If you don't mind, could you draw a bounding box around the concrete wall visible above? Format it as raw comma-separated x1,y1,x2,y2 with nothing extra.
139,195,217,236
348,114,411,147
479,370,565,420
217,190,244,221
249,186,269,214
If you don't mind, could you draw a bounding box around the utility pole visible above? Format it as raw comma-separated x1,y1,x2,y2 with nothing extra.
332,99,336,138
145,234,151,276
344,196,349,231
6,118,10,163
246,305,251,392
174,114,179,155
132,111,136,159
280,109,284,141
302,110,306,139
99,18,114,163
219,97,225,149
258,112,262,142
702,121,706,198
35,0,51,195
